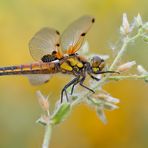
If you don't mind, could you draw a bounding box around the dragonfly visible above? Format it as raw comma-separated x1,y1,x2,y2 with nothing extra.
0,15,117,102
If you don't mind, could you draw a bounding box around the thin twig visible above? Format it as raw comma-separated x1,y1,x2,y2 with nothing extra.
42,124,53,148
108,74,148,81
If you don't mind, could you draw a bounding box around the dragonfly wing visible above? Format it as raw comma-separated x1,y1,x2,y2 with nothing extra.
26,74,51,85
77,41,89,55
29,27,60,61
60,15,95,54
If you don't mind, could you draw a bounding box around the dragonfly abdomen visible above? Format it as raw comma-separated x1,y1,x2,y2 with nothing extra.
0,62,59,76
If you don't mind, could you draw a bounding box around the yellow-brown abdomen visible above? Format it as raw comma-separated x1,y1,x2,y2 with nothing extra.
0,62,58,76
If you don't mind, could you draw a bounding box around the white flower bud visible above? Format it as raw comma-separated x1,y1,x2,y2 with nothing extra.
104,95,120,104
120,13,130,35
97,94,120,104
134,13,143,27
117,61,136,72
104,102,119,110
137,65,147,74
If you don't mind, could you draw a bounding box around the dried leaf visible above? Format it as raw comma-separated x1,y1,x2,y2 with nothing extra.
36,91,49,112
134,13,143,27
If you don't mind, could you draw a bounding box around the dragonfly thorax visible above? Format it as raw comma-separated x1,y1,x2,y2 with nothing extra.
59,55,85,73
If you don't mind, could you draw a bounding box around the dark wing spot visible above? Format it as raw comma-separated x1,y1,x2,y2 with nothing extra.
92,18,95,23
52,51,57,55
81,33,86,36
56,43,60,47
44,80,49,83
56,30,60,35
41,54,57,62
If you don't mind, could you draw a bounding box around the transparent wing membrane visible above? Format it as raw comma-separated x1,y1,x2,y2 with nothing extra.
61,15,95,54
29,27,60,61
26,74,51,85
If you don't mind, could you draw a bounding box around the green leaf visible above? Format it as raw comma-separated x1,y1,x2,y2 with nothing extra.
143,35,148,43
51,103,71,125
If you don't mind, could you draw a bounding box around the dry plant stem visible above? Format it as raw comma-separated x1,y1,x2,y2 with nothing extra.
42,124,53,148
108,74,148,81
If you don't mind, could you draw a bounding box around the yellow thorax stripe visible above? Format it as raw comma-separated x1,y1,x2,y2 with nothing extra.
60,62,73,71
67,58,77,66
67,58,83,68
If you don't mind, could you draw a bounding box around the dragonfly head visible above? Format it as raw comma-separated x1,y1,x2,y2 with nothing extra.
90,56,105,74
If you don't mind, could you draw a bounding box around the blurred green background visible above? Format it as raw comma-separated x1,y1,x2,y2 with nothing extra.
0,0,148,148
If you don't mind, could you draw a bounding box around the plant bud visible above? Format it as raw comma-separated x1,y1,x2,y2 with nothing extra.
137,65,147,74
117,61,136,72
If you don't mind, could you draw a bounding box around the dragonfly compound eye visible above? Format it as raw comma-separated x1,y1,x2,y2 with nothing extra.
91,56,105,72
91,56,102,67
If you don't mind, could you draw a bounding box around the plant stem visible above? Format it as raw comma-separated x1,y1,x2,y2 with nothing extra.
108,74,148,81
42,124,53,148
109,37,129,71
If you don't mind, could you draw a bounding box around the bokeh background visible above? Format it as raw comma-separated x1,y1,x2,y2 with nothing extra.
0,0,148,148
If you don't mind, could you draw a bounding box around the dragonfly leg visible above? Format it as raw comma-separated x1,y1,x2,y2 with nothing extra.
79,76,95,93
88,70,119,81
89,74,100,81
61,77,80,103
70,78,80,95
97,71,120,74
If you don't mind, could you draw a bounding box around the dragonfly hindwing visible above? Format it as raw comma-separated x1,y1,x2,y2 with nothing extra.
26,74,51,85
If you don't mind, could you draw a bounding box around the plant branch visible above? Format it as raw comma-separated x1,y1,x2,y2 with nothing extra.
108,74,148,81
42,124,53,148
